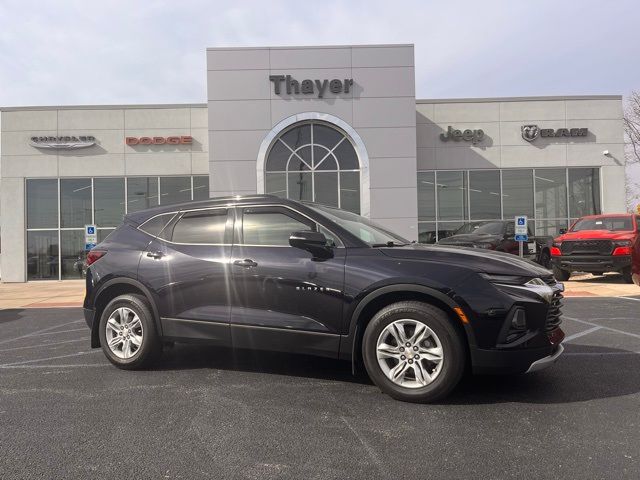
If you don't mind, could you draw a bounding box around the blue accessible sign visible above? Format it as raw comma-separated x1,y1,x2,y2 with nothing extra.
515,234,528,242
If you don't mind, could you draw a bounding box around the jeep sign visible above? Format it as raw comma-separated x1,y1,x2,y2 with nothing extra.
440,126,485,144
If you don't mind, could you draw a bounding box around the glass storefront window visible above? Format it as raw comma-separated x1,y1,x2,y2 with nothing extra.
417,172,436,221
60,230,86,280
417,167,600,244
193,175,210,201
27,231,59,280
94,178,125,227
469,170,500,220
502,169,534,219
160,176,192,205
127,177,159,213
437,171,467,221
25,175,207,280
535,169,567,220
340,172,360,214
569,168,600,217
27,179,58,229
60,178,92,228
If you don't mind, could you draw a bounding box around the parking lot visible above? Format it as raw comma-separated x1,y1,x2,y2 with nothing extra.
1,297,639,479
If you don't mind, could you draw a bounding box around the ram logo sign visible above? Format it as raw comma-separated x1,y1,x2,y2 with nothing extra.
521,125,588,142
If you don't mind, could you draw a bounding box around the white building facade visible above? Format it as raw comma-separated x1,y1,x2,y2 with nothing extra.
0,44,625,282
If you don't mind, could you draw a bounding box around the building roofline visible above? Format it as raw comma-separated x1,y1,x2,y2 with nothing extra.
416,95,622,104
0,103,207,112
206,43,413,51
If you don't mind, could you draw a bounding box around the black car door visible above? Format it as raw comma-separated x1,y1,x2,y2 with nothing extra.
137,207,233,346
229,205,346,358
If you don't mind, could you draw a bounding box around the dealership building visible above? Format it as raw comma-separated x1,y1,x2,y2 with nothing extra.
0,44,626,282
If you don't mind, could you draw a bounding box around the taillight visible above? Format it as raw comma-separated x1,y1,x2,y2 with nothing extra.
612,246,632,256
86,250,107,266
550,246,562,256
612,241,632,256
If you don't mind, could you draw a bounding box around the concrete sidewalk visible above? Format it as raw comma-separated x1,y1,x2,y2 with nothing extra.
0,280,85,309
0,273,638,309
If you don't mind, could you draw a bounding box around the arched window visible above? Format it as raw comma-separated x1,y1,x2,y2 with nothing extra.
264,121,361,213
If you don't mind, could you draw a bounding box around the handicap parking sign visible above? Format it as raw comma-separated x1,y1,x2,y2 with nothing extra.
517,218,525,226
86,226,95,235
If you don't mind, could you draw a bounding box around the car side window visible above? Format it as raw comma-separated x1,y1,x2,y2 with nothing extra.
171,209,228,244
637,215,640,232
242,208,314,246
139,213,177,239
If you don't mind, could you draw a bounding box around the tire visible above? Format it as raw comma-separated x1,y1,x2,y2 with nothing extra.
552,266,570,281
539,250,551,269
362,301,465,403
622,266,634,284
98,294,161,369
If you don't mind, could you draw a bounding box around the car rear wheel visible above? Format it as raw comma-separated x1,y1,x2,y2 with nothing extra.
552,266,570,281
622,266,634,284
98,294,161,369
539,250,551,269
362,301,465,403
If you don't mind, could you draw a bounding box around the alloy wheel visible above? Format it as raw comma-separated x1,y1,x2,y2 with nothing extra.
105,307,144,359
376,319,444,388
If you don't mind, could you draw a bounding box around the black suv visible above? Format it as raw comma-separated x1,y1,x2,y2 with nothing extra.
437,221,554,268
84,195,565,403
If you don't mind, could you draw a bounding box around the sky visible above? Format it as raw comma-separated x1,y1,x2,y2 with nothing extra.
0,0,638,107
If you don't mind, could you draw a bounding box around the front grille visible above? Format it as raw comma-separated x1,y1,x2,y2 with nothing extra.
560,240,612,256
545,288,563,332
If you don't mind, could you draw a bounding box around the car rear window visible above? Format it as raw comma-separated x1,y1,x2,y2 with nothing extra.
571,216,633,232
139,213,177,238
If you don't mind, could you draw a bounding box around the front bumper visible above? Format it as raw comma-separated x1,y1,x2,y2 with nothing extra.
471,332,564,375
525,343,564,373
552,255,631,273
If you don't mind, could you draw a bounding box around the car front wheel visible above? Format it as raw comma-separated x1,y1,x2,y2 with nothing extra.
362,301,465,403
98,294,161,369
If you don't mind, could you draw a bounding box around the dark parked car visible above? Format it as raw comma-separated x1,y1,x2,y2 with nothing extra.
83,195,565,403
437,221,554,268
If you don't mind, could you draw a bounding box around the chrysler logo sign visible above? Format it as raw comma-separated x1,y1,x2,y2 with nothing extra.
30,135,96,149
521,125,588,142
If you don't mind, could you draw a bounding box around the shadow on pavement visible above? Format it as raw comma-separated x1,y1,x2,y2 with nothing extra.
0,309,28,325
155,343,640,404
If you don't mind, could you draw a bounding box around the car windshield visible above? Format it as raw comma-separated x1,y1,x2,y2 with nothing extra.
307,204,408,246
454,221,505,236
571,216,633,232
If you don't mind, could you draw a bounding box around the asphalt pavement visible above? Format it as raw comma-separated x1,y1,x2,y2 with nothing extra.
1,297,639,479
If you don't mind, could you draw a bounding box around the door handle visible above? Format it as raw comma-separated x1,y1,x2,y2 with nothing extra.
146,251,164,259
233,258,258,268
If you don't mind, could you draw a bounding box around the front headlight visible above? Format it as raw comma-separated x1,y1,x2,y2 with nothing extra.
481,274,555,303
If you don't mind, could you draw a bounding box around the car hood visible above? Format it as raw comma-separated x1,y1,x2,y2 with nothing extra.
379,243,551,277
437,233,501,245
555,230,636,242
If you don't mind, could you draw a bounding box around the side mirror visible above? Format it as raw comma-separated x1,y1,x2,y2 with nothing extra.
289,231,332,258
559,228,567,235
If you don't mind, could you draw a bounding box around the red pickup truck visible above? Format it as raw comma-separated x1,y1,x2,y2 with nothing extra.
551,214,640,284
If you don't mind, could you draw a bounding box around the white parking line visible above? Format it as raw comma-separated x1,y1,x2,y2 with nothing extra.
0,319,84,346
0,338,88,352
0,350,99,367
0,363,109,369
619,296,640,302
563,326,602,342
563,316,640,340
